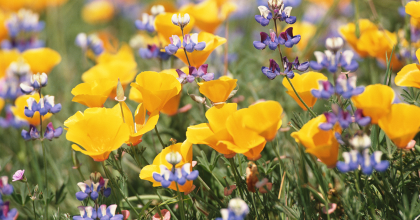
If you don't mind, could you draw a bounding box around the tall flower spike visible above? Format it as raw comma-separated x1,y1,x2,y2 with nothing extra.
171,13,190,29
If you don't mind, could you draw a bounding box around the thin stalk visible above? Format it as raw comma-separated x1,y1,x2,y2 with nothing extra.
119,102,125,123
227,158,245,200
33,200,37,220
39,89,48,220
181,28,191,66
154,126,165,148
101,161,140,216
197,176,225,207
284,76,317,117
175,183,186,220
101,162,120,211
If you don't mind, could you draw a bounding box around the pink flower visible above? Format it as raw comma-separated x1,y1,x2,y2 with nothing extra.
322,203,337,214
404,140,416,151
12,170,26,182
121,210,130,220
153,209,171,220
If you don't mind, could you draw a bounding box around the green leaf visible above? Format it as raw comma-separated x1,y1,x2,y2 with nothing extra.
11,192,23,205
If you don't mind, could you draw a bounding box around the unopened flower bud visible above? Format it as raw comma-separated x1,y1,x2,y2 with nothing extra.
151,5,165,16
349,133,371,150
115,79,126,102
190,94,206,104
325,37,343,53
171,13,190,28
165,151,182,166
227,90,237,100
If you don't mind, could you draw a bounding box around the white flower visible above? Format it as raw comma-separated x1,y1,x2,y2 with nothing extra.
325,37,344,53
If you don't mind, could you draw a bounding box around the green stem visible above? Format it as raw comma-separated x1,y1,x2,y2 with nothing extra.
228,158,245,200
181,28,191,66
101,161,140,216
175,183,186,220
285,76,317,117
33,200,37,220
197,176,225,207
154,126,165,148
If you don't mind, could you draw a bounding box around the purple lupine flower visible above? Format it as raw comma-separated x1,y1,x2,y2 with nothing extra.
101,204,124,220
0,105,28,128
335,76,364,99
311,80,334,99
73,206,96,220
336,150,360,173
354,109,371,126
0,177,14,195
21,125,40,141
176,69,195,84
165,35,181,55
0,202,18,220
20,72,48,94
135,13,155,32
192,64,214,81
255,6,272,26
152,165,176,188
99,177,112,198
370,151,390,172
281,61,295,78
278,6,296,24
139,44,160,59
253,32,270,50
86,35,104,55
24,97,40,118
215,198,249,220
183,34,206,52
292,57,310,72
40,95,61,115
75,182,92,201
261,59,281,80
340,50,359,72
278,27,301,48
310,50,339,73
319,112,337,131
44,122,63,140
337,110,352,129
181,163,199,181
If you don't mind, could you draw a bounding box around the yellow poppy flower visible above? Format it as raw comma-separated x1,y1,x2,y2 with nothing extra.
291,115,339,168
81,56,137,98
339,19,402,69
395,49,420,88
0,0,26,11
180,0,237,33
307,0,350,8
130,71,181,114
140,141,194,193
125,102,159,146
174,32,226,68
28,0,68,10
71,80,116,107
351,84,395,124
129,68,188,116
21,48,62,74
0,50,20,79
82,0,115,24
378,104,420,148
65,106,130,162
154,12,195,46
11,94,52,126
198,76,237,104
0,11,8,42
406,1,420,19
282,72,327,110
96,44,135,64
187,101,283,160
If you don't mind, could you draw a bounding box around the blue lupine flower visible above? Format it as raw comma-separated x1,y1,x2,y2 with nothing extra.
253,32,271,50
96,204,124,220
255,6,272,26
278,6,296,24
44,122,63,141
153,151,199,188
337,110,352,129
75,34,104,55
310,49,358,73
282,62,295,78
176,69,195,84
339,50,359,72
135,13,155,32
335,76,364,99
291,57,310,72
139,44,160,59
278,27,301,48
183,34,206,52
216,198,249,220
24,97,40,118
0,106,28,128
21,125,40,141
165,35,182,55
261,59,281,80
354,109,371,127
75,182,92,201
268,30,279,50
20,72,48,94
40,95,62,115
319,112,337,131
311,80,334,99
281,56,309,78
0,201,18,220
73,206,97,220
176,65,214,84
336,150,360,173
98,177,112,198
0,177,14,196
